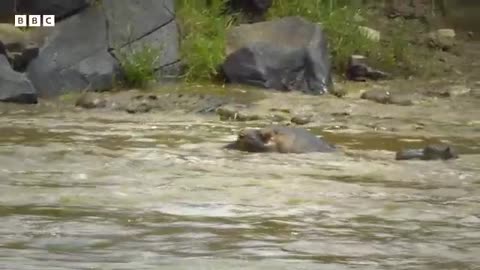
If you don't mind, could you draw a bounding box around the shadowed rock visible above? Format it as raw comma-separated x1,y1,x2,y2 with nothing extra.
395,144,459,160
225,125,336,153
346,55,390,81
0,55,37,104
222,0,273,23
222,16,332,95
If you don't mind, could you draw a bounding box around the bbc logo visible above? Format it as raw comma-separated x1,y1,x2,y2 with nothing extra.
14,15,55,27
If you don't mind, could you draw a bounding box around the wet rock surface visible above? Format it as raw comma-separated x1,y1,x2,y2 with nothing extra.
75,90,230,115
361,89,414,106
396,144,459,160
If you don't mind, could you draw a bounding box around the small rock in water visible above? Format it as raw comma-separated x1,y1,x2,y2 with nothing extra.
361,89,391,104
291,115,312,125
75,92,107,109
361,89,413,106
395,144,458,161
216,104,261,121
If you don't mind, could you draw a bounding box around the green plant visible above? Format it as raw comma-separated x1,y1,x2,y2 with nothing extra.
176,0,421,81
116,44,162,89
177,0,234,82
268,0,417,74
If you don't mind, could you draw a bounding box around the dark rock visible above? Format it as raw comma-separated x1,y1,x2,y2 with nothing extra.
424,89,451,98
291,115,312,125
223,16,332,95
16,0,89,22
0,55,37,104
346,55,390,81
223,0,273,23
0,0,15,23
225,125,336,153
26,6,121,97
0,40,6,56
396,144,458,161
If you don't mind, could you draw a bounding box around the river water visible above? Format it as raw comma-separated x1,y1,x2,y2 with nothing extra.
0,103,479,269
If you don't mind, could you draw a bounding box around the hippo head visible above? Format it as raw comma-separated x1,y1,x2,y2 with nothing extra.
225,128,276,152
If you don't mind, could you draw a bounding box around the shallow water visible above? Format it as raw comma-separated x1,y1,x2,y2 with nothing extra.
0,109,479,270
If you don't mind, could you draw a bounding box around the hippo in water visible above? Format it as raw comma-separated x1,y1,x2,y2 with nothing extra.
225,125,336,153
395,144,458,161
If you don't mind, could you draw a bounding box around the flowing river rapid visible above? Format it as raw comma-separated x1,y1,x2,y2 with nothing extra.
0,90,479,270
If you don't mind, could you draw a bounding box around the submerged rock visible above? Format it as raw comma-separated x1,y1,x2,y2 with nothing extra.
395,144,459,161
225,125,336,153
290,115,313,125
223,16,333,95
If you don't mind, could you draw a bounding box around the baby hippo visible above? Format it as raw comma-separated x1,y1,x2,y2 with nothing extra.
395,144,458,161
225,125,336,153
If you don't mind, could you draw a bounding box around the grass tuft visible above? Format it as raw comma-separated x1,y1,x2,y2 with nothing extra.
176,0,235,82
116,44,162,89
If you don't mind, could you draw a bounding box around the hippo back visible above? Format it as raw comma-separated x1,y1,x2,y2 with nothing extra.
271,126,335,153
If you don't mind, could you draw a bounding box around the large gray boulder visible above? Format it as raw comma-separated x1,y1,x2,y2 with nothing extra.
0,55,37,104
222,16,333,95
26,5,120,97
26,0,179,98
104,0,179,79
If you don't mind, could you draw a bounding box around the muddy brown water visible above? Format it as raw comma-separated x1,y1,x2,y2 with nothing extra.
0,97,479,269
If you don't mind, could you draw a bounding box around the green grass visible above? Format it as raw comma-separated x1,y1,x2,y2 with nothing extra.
116,44,162,89
176,0,424,81
177,0,235,82
268,0,417,74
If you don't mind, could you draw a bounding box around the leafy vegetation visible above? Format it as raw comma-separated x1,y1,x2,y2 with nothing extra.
176,0,234,82
116,44,162,89
176,0,426,81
